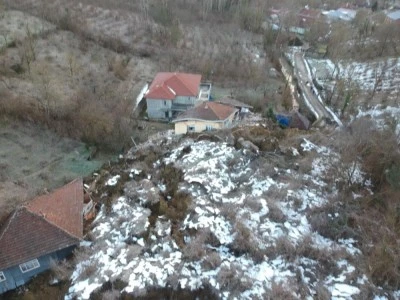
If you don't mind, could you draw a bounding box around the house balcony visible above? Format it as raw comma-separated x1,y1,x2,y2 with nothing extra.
198,82,212,101
171,103,193,112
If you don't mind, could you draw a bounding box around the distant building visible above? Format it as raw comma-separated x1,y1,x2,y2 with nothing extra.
215,97,253,114
276,111,311,130
322,8,357,22
297,8,322,28
0,179,84,294
145,72,211,121
173,102,238,135
386,9,400,22
354,0,371,8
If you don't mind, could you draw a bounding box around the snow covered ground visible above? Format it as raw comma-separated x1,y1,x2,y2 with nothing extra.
307,57,400,96
354,105,400,137
66,137,397,299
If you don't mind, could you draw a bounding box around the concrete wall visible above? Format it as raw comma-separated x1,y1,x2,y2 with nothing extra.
146,99,172,120
0,246,76,294
174,113,236,134
175,120,224,134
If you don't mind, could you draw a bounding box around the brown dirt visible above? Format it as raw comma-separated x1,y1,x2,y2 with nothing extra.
0,270,70,300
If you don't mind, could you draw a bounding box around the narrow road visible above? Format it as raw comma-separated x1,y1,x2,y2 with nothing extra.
293,51,341,127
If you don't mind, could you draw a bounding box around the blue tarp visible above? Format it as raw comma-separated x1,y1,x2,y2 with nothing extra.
275,114,291,127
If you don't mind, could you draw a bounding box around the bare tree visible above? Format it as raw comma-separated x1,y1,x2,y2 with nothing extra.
66,52,80,79
33,66,55,117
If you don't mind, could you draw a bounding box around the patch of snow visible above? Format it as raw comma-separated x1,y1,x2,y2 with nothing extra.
106,175,120,186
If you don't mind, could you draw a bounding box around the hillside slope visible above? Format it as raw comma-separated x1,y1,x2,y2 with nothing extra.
65,123,400,299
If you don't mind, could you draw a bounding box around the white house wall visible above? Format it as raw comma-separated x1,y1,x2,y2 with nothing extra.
173,96,197,105
146,99,172,119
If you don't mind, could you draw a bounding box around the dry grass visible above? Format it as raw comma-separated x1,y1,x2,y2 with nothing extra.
314,283,331,300
101,289,120,300
265,281,296,300
243,196,263,212
267,199,287,223
159,163,184,197
202,252,222,270
217,264,253,295
274,236,296,260
49,258,72,281
78,262,97,281
220,203,238,223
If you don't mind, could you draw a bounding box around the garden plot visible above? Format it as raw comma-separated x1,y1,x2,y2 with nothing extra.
306,57,400,98
66,135,395,299
0,121,110,218
338,58,400,94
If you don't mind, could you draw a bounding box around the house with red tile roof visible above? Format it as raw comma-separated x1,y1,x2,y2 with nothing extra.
145,72,207,121
0,179,84,294
297,8,322,28
173,101,238,134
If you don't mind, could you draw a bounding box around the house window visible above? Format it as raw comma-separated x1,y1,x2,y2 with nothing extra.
19,259,40,273
0,271,5,282
187,125,195,132
206,125,213,131
164,101,167,106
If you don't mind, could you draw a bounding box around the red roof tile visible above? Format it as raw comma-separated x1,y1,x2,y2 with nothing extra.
25,179,83,239
0,179,83,270
0,209,80,270
146,72,201,99
216,97,253,109
174,101,238,122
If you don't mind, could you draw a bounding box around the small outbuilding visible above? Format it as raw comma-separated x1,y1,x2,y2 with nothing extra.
276,111,310,130
215,97,253,113
173,101,238,135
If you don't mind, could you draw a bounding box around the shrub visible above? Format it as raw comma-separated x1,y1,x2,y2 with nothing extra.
238,7,263,33
295,235,340,277
78,262,96,281
364,232,400,288
150,4,174,26
309,201,358,241
244,196,262,212
266,281,297,300
267,200,287,223
274,236,296,261
315,283,331,300
160,163,184,197
203,252,222,270
231,221,251,254
73,246,93,265
165,191,191,223
50,258,71,281
183,231,207,260
217,264,252,294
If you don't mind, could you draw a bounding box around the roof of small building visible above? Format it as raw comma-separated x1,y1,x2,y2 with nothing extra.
215,97,253,109
173,101,238,122
26,179,84,239
298,8,321,19
0,179,83,270
290,111,311,130
146,72,202,100
387,9,400,20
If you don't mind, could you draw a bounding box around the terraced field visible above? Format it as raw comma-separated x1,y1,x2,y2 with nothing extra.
7,0,266,82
